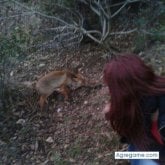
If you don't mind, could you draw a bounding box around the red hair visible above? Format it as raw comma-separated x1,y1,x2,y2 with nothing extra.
103,53,165,145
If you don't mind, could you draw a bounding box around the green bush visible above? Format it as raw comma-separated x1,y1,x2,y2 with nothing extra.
133,1,165,52
150,25,165,42
0,35,22,62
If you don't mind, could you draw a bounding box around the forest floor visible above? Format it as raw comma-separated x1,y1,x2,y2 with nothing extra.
0,40,165,165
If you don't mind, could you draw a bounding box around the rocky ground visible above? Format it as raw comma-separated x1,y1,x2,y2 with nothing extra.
0,41,164,165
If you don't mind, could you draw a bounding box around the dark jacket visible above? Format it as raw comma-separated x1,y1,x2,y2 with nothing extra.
141,95,165,142
140,94,165,164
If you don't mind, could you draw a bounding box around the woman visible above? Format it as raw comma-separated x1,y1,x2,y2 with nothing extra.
103,53,165,165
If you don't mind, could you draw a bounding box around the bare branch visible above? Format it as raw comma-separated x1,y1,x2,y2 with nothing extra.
110,0,140,8
102,18,110,41
0,12,33,20
94,0,110,19
80,27,102,44
89,1,100,16
140,29,165,36
42,26,75,32
5,0,143,48
0,0,8,3
111,0,128,18
111,0,141,18
109,28,138,35
11,0,77,28
10,0,106,44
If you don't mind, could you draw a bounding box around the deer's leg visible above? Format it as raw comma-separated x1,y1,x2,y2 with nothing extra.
39,95,48,110
59,86,70,100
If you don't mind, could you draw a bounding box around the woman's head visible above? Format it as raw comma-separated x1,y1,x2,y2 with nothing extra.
104,54,157,96
103,53,165,146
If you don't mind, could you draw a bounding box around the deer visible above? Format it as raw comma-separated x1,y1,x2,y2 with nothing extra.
35,70,86,110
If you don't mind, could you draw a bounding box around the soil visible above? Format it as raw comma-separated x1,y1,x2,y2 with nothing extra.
0,42,164,165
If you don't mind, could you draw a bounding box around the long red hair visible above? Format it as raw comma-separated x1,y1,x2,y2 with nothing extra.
103,53,165,145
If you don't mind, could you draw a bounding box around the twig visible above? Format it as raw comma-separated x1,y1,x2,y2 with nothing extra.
109,28,138,35
11,0,78,28
111,0,141,18
0,12,33,20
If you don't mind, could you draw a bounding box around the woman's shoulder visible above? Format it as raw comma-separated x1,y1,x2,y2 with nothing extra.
140,94,165,113
141,94,165,103
158,94,165,99
140,95,158,111
157,94,165,109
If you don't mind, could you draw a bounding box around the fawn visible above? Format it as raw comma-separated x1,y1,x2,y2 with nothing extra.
36,70,85,110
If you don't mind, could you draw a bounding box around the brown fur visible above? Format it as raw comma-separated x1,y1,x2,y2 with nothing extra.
36,70,85,110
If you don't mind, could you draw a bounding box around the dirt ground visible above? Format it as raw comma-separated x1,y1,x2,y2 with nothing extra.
0,42,165,165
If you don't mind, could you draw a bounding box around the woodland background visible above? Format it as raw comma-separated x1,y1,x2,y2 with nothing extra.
0,0,165,164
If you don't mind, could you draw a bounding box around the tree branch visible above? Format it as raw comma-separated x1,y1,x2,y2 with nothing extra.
11,0,77,28
0,12,33,20
109,28,138,35
111,0,141,18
